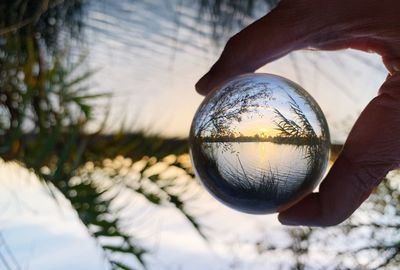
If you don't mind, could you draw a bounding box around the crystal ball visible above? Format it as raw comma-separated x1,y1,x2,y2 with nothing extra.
189,73,330,214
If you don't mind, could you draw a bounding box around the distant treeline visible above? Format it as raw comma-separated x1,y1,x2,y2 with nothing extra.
200,135,321,145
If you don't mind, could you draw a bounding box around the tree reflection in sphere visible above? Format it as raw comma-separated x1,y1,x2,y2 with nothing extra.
189,74,330,214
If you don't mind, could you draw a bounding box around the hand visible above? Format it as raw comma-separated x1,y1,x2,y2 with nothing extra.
195,0,400,226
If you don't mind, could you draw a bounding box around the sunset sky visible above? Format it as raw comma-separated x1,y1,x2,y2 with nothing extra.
84,0,387,143
235,120,280,137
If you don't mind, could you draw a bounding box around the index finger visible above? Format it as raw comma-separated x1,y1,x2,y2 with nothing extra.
195,0,316,95
195,0,399,95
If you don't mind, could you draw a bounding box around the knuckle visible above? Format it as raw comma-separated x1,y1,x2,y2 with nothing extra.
226,35,238,46
223,35,240,54
339,152,386,193
353,168,377,193
380,73,400,97
350,160,390,194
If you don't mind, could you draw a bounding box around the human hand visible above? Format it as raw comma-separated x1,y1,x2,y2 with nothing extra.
195,0,400,226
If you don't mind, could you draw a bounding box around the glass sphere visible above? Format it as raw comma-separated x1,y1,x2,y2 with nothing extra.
189,73,330,214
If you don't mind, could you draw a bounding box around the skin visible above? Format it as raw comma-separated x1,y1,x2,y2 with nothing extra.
195,0,400,226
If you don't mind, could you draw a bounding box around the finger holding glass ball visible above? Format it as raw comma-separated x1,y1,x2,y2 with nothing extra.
189,73,330,214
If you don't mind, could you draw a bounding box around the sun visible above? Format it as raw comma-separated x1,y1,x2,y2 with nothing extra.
258,128,269,137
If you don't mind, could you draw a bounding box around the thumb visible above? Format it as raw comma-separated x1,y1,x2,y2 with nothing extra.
279,73,400,226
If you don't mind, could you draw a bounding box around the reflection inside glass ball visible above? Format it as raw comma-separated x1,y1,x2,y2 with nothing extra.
190,73,330,214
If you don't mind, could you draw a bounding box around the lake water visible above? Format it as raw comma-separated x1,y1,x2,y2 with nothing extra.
193,141,328,213
204,142,307,188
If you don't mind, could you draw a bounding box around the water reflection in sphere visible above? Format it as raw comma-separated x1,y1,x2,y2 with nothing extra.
189,73,330,214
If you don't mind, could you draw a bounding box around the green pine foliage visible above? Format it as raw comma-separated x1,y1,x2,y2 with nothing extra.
0,2,202,268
